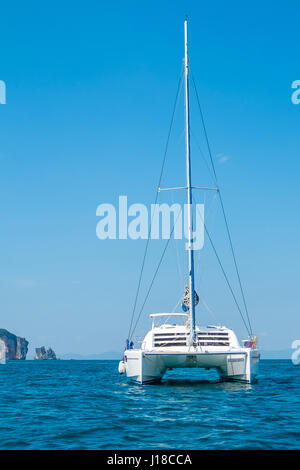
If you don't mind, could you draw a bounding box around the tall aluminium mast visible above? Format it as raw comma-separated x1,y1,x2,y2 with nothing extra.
184,18,196,346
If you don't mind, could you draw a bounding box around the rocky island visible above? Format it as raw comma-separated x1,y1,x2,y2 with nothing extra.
0,329,29,360
34,346,57,360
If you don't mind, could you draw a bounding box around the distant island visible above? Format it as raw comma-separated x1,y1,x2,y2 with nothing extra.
0,328,292,362
35,347,57,360
0,329,28,360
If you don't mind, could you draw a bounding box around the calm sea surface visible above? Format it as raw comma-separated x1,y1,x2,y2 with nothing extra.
0,359,299,449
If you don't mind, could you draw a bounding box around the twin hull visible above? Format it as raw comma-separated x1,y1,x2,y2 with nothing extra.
124,348,259,384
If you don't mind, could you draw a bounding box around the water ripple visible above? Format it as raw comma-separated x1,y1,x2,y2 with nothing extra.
0,360,299,449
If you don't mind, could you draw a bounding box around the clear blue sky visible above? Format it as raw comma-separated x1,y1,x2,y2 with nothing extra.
0,0,299,356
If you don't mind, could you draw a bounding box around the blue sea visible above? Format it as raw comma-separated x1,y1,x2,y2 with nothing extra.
0,359,299,450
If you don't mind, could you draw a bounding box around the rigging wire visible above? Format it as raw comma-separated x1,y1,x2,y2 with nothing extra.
127,69,184,340
172,296,183,313
198,294,219,324
129,213,179,340
190,127,216,184
171,189,186,287
191,69,253,337
195,190,218,280
193,195,251,337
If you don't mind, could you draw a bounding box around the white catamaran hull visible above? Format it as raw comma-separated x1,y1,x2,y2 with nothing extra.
124,348,259,384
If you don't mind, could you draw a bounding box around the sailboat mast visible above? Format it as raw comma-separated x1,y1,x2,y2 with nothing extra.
184,18,196,346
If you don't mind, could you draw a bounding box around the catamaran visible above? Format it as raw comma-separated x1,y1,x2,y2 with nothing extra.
118,19,259,384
